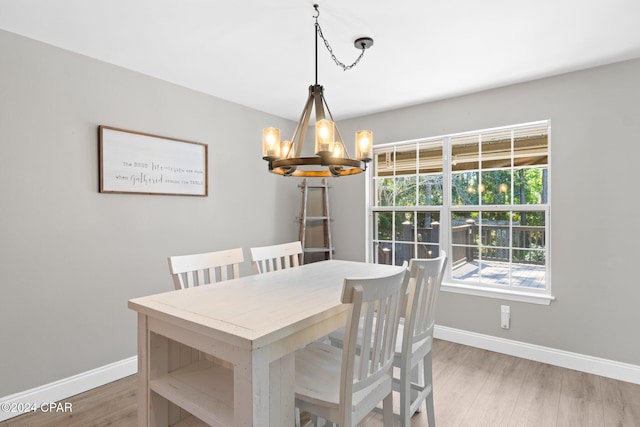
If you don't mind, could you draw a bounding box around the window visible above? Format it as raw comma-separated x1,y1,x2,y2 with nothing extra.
368,121,551,302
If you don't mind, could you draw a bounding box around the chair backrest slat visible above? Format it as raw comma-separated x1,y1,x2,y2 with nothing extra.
168,248,244,290
219,266,227,282
250,241,303,274
359,300,376,380
197,269,208,286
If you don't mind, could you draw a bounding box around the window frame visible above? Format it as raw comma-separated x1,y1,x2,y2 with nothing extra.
365,120,554,305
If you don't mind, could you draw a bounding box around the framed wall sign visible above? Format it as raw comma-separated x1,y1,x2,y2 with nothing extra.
98,126,208,196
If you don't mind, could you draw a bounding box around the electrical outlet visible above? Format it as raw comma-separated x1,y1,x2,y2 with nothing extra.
501,305,510,329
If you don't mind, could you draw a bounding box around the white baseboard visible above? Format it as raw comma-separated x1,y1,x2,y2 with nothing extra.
0,356,137,422
434,325,640,385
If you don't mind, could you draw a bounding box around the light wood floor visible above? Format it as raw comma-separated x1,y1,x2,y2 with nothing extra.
2,339,639,427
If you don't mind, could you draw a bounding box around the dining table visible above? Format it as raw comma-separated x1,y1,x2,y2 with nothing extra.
128,259,404,427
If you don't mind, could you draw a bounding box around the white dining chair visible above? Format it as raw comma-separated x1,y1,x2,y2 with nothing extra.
294,265,409,427
328,251,447,427
167,247,244,290
249,241,303,274
395,252,446,427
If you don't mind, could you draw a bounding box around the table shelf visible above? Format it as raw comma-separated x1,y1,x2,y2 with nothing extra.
150,360,234,427
171,415,209,427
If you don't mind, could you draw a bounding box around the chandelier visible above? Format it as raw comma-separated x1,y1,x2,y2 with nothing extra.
262,4,374,177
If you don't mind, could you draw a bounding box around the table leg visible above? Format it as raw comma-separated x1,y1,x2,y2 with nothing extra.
270,353,295,426
137,313,149,427
234,349,295,426
234,349,263,426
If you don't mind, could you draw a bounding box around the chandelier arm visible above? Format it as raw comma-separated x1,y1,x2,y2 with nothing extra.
313,86,326,121
334,130,349,157
322,95,353,159
321,93,336,126
288,92,313,158
288,109,304,158
294,91,315,158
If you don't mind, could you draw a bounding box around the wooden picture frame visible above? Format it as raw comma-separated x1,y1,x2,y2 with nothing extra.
98,126,208,196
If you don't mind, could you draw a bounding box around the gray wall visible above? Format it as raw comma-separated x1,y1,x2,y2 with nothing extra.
334,58,640,367
0,30,298,396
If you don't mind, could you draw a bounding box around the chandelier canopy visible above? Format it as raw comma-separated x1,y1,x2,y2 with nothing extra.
262,4,373,177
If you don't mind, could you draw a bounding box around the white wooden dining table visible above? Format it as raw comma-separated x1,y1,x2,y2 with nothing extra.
128,259,404,427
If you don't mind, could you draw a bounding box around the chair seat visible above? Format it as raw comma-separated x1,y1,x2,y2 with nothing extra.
295,342,393,417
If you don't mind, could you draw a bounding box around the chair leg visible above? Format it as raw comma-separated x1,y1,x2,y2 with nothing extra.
412,360,425,413
426,393,436,427
424,352,435,427
383,392,394,427
400,361,411,427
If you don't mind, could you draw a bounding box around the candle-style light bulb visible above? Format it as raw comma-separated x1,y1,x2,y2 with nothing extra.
315,119,335,156
280,140,293,159
355,130,373,162
262,128,281,160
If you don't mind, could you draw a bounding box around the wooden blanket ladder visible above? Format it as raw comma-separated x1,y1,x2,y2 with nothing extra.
298,178,333,264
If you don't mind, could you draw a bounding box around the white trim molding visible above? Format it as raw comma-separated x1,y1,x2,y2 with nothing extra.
441,282,555,305
0,356,137,422
435,325,640,385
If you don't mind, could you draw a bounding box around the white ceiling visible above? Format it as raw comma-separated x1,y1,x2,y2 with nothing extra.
2,0,640,121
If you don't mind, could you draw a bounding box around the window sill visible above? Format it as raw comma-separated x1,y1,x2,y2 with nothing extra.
441,282,555,305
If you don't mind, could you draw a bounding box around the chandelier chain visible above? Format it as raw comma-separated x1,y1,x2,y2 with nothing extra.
315,21,366,71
